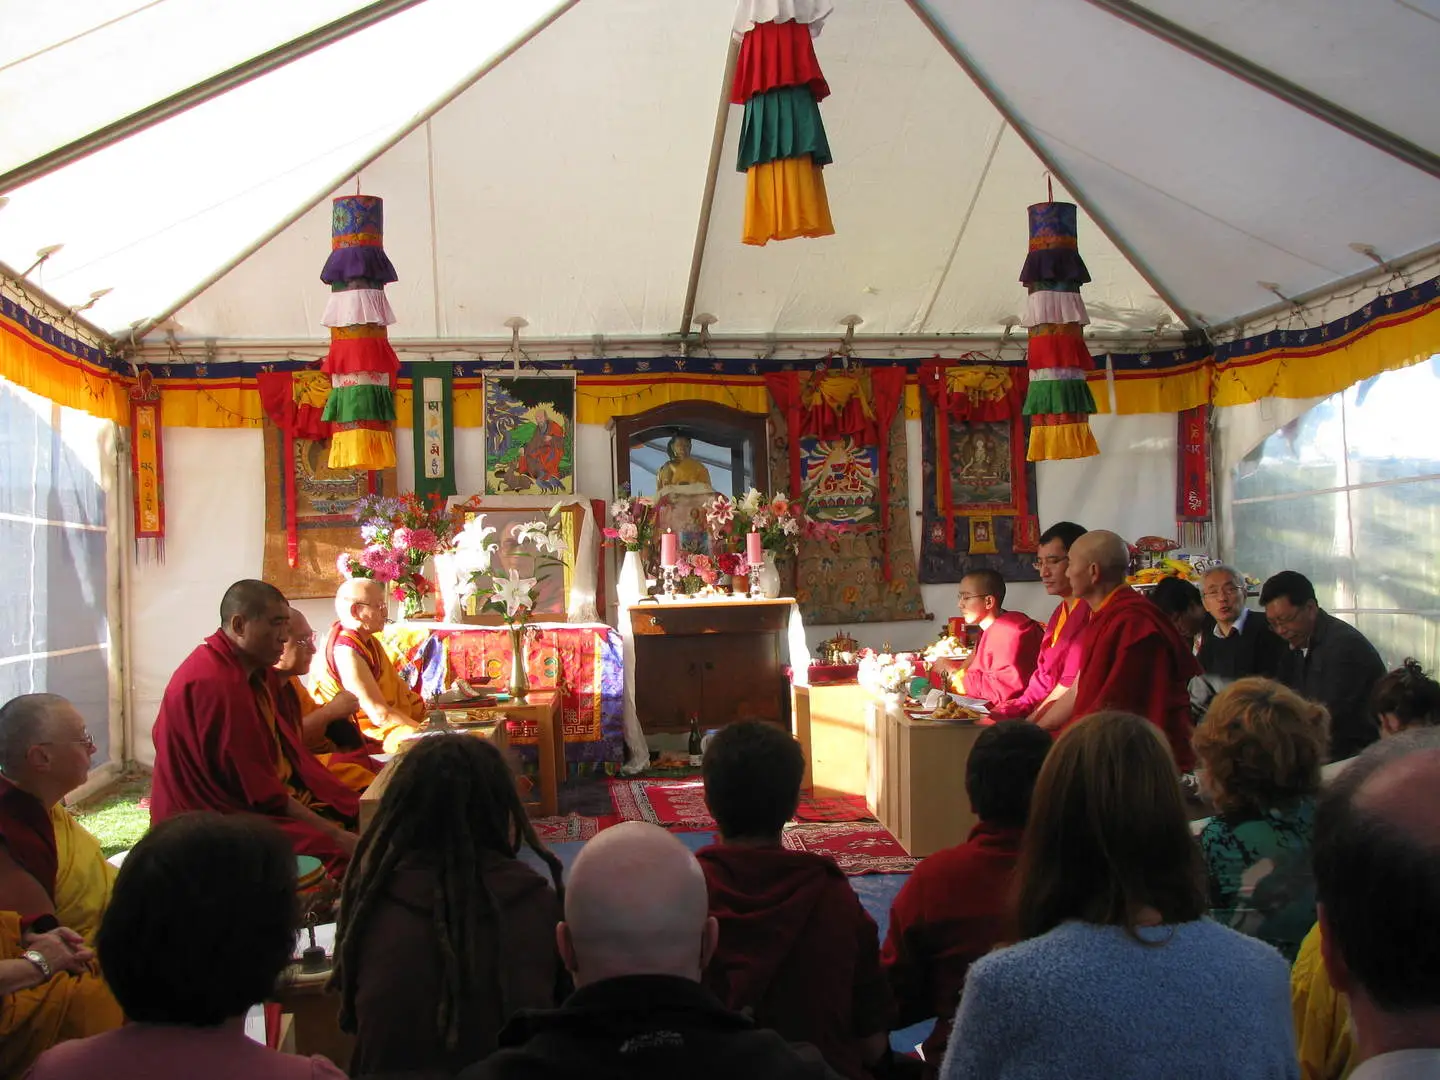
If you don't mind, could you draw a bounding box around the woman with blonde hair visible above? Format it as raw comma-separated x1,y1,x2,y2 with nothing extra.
940,711,1295,1080
1193,677,1328,963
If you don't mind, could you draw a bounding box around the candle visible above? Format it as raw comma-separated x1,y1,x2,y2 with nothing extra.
746,531,763,567
660,530,678,567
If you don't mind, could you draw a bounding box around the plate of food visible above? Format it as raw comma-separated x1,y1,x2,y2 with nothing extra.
432,677,494,705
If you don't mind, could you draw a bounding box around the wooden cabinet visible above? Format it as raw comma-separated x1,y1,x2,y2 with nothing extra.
791,682,872,797
868,700,982,857
629,598,794,734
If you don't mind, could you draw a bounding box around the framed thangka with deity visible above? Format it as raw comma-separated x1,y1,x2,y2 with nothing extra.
798,436,881,528
917,361,1041,585
482,373,576,496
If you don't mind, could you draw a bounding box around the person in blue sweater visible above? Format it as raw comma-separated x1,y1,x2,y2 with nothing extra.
939,710,1297,1080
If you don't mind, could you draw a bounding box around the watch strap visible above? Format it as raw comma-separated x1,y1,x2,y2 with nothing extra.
22,948,52,980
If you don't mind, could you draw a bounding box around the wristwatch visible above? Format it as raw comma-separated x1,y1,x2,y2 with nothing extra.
22,948,52,981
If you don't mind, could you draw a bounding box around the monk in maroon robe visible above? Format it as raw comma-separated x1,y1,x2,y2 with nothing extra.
935,569,1042,708
1052,531,1201,771
149,580,359,877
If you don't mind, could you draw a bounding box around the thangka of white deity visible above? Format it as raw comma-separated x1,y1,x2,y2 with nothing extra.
799,436,881,526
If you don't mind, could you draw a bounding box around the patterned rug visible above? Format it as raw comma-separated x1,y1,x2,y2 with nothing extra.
609,779,879,831
531,814,601,844
781,822,917,875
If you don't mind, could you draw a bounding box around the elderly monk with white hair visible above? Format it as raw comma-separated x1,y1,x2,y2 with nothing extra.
1040,530,1202,771
460,821,842,1080
0,694,123,1072
310,578,426,754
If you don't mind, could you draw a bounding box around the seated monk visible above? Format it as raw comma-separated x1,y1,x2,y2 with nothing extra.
934,569,1042,708
988,521,1091,721
0,694,123,1071
149,580,359,878
1040,530,1201,771
311,578,426,754
273,607,380,793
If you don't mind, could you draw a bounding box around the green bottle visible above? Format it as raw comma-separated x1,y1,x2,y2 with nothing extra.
688,717,703,767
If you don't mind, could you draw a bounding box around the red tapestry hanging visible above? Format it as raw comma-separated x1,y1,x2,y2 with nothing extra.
1176,404,1213,551
129,368,165,560
258,370,336,568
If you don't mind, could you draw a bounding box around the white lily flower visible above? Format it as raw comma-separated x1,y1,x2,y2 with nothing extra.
490,567,538,620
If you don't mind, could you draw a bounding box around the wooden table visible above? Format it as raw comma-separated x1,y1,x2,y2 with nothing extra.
274,967,351,1069
358,693,565,827
868,699,983,857
790,682,871,797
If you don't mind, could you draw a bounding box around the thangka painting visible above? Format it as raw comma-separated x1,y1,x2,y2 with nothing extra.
261,423,393,597
918,393,1040,585
799,436,881,526
482,373,576,496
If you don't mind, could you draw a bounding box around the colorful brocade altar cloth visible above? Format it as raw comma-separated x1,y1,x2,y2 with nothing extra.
379,621,625,769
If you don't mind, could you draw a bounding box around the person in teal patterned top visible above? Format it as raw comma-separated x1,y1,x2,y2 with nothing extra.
1193,677,1330,963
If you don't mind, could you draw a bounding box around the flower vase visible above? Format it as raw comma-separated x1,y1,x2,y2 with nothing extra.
617,548,647,609
508,623,530,702
756,551,782,599
401,589,423,621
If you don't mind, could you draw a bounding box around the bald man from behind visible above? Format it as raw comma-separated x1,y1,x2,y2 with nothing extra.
310,577,426,754
1045,530,1201,770
460,822,844,1080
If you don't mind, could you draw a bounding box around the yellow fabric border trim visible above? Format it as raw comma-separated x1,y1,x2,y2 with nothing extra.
1213,302,1440,407
0,310,127,423
1111,361,1212,415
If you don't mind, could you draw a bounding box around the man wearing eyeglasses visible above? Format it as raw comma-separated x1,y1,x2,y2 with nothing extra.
1197,565,1286,681
1261,570,1384,760
988,522,1092,721
936,570,1043,709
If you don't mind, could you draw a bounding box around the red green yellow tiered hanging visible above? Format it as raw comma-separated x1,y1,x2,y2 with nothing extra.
321,194,399,470
733,0,835,244
1019,199,1100,461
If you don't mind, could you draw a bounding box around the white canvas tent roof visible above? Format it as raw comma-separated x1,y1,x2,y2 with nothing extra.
2,0,1438,351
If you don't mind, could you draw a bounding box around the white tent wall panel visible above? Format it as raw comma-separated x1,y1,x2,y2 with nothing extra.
1134,0,1440,153
124,414,1176,757
923,0,1440,324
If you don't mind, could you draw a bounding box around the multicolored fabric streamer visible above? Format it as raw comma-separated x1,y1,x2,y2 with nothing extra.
320,195,398,470
1019,201,1100,461
733,8,835,245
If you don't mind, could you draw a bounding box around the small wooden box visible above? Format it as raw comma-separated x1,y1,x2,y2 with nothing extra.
869,705,982,858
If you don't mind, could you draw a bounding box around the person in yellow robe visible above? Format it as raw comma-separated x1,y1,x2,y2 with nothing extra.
311,578,426,754
0,694,123,1072
273,607,380,793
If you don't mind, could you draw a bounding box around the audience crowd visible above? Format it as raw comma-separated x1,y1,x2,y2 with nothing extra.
3,533,1436,1079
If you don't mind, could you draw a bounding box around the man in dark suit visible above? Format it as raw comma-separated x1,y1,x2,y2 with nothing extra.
1198,565,1287,681
1261,570,1385,761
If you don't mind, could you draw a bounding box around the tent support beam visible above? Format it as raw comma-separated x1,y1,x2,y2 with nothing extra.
1083,0,1440,182
0,0,431,196
903,0,1200,332
127,0,582,345
680,38,741,337
0,259,116,348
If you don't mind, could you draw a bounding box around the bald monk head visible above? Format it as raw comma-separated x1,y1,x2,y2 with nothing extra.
558,822,718,988
219,579,291,670
0,693,95,807
336,577,387,637
1065,529,1131,607
1315,729,1440,1061
274,608,317,679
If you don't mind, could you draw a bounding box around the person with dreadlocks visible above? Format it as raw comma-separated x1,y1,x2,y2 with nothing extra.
331,733,565,1077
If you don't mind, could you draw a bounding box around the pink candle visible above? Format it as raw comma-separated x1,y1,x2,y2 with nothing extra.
660,530,678,567
746,531,763,566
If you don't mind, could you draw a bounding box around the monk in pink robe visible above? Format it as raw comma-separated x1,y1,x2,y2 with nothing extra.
937,570,1042,708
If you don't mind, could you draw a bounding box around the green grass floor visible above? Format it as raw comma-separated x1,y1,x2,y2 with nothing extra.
72,774,152,858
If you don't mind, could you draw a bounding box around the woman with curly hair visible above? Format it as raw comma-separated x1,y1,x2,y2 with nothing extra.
1193,677,1329,963
332,734,566,1077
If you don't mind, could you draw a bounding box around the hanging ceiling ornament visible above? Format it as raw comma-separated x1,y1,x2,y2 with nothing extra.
733,0,836,245
320,194,399,470
1019,199,1100,461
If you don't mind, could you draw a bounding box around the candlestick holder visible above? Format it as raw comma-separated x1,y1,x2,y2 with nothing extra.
661,565,681,597
748,560,764,599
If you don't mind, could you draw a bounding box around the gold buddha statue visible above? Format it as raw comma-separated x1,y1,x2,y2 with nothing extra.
656,434,713,492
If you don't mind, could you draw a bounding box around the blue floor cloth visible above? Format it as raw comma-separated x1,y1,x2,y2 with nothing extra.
524,833,934,1054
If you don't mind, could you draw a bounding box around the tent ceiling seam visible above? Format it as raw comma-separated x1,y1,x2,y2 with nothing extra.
125,0,584,344
425,120,442,338
0,0,431,196
903,0,1198,332
913,119,1006,334
680,37,742,338
1082,0,1440,182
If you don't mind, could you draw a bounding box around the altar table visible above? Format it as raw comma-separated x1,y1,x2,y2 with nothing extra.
381,621,625,770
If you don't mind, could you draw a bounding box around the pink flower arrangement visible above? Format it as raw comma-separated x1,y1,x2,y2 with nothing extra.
393,526,438,554
338,491,484,615
604,485,657,553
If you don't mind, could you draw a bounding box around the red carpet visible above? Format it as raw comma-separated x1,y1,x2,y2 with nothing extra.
781,822,917,875
608,778,877,831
